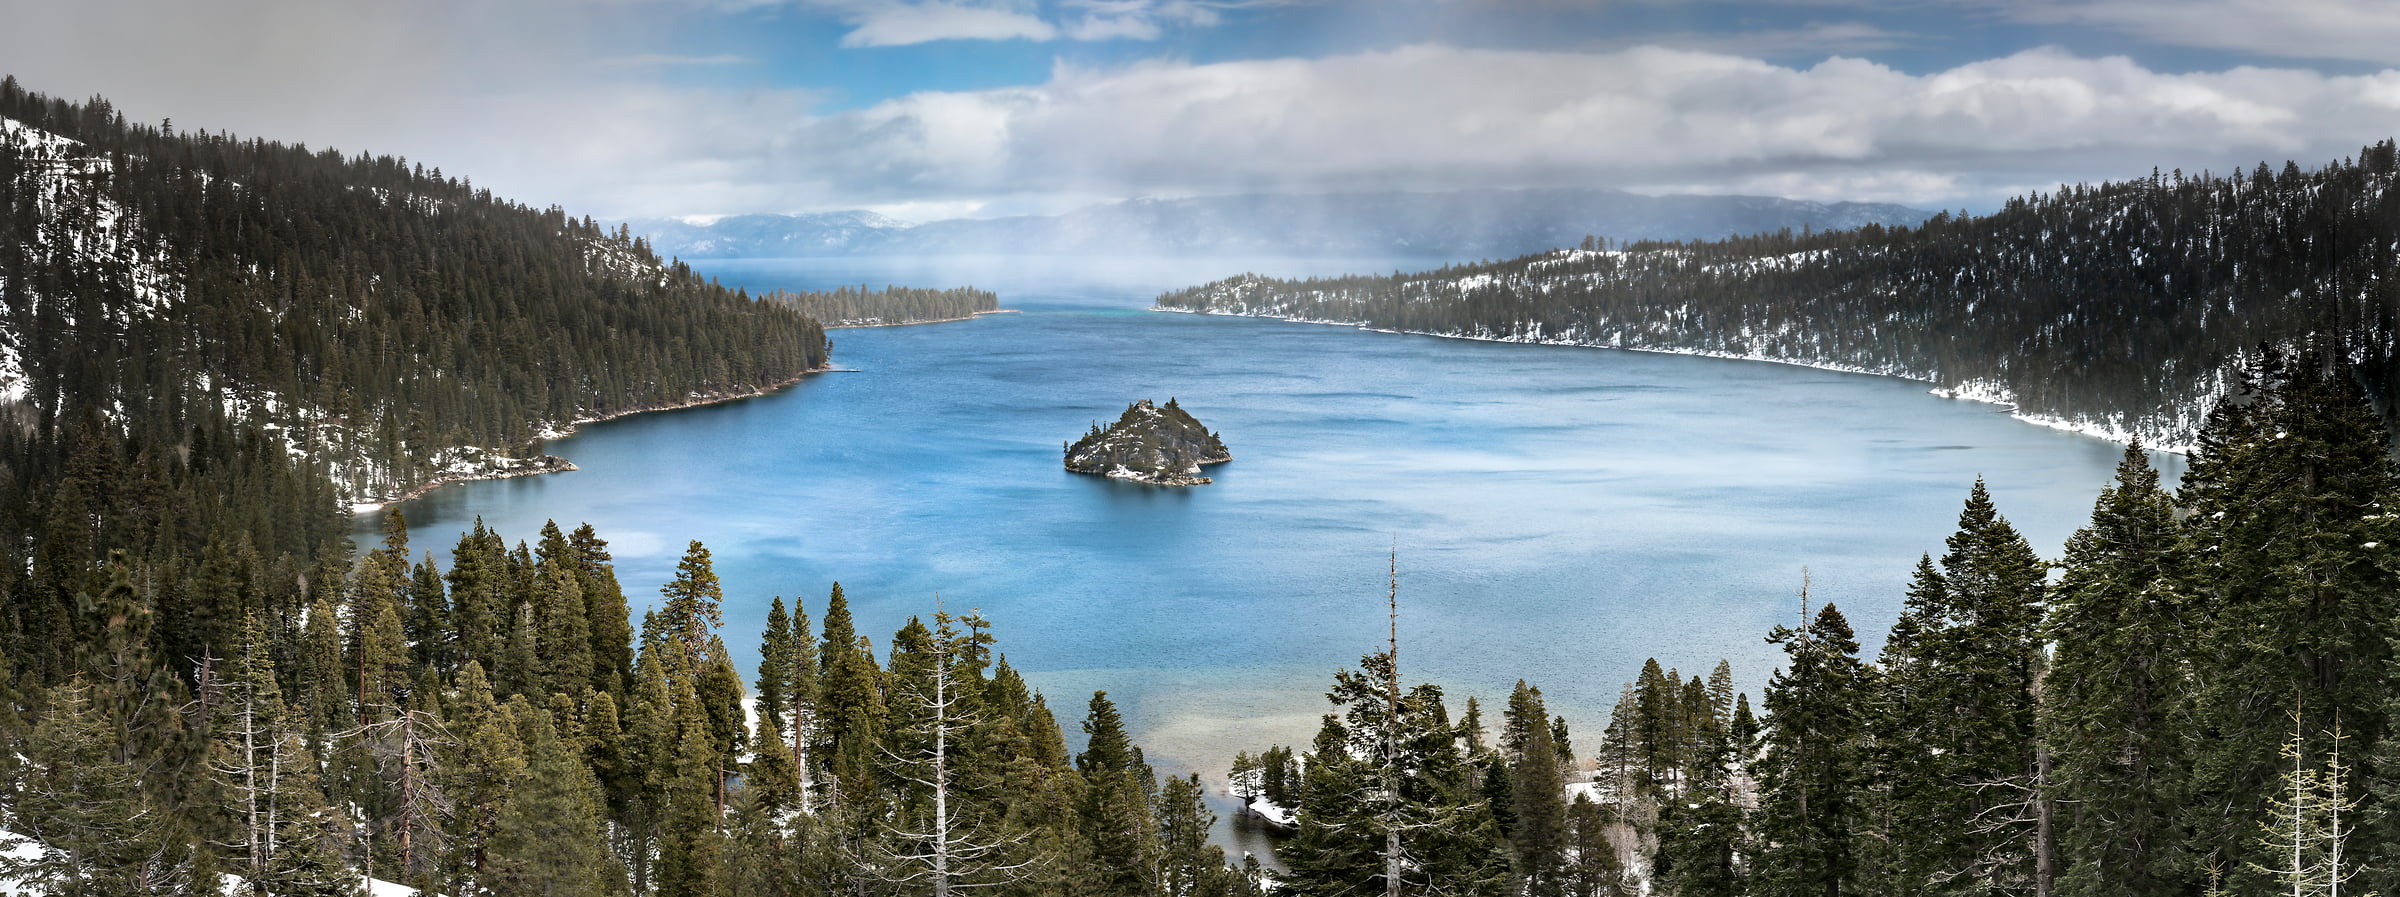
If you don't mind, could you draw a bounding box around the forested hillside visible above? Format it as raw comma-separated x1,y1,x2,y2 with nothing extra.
0,77,828,511
1159,145,2400,449
763,284,998,326
1,516,1261,897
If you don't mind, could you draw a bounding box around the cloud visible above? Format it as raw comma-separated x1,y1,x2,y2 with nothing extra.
811,0,1265,46
828,0,1059,46
1994,0,2400,66
7,2,2397,219
630,44,2391,213
1634,22,1918,57
340,43,2400,217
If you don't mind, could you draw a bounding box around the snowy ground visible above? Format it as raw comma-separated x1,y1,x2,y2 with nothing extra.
0,828,422,897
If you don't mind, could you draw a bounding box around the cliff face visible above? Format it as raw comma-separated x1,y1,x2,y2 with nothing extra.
1065,399,1232,486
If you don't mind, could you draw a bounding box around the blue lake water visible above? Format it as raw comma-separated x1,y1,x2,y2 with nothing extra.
368,256,2179,858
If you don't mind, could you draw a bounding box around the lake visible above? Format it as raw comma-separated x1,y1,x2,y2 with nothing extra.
367,255,2180,859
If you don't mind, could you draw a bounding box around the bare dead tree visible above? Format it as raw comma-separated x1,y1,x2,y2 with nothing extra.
340,706,455,883
873,608,1040,895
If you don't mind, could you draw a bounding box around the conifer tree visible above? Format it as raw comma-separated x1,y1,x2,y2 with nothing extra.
406,554,451,677
2046,443,2189,897
658,540,725,679
1076,690,1158,897
3,678,187,895
212,612,355,896
299,594,346,734
1158,773,1235,897
447,521,507,675
535,550,594,701
569,524,634,700
444,662,525,894
757,597,794,745
2178,351,2400,890
1562,795,1623,897
656,678,730,897
876,610,1037,895
488,707,623,897
1755,598,1874,897
1279,714,1380,895
620,646,677,894
1507,681,1571,896
816,583,885,805
1876,480,2050,894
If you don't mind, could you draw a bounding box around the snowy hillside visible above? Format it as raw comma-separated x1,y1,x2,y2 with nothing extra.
1158,147,2400,451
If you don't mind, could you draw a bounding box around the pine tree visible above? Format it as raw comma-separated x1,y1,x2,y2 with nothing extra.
620,646,677,895
487,707,622,897
3,678,187,895
444,662,525,894
1278,714,1380,895
816,582,885,807
757,597,794,746
211,612,356,896
1507,681,1571,896
569,523,634,700
350,512,413,720
876,610,1038,895
406,553,451,677
656,677,729,897
2180,351,2400,890
534,550,594,701
2047,443,2189,897
1562,794,1623,897
657,540,725,679
1076,690,1157,896
1158,773,1234,897
447,520,507,675
1876,480,2050,895
1754,597,1874,897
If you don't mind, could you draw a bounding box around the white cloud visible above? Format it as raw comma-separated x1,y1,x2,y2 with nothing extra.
10,2,2398,218
811,0,1262,45
389,44,2400,215
677,44,2393,211
1996,0,2400,66
826,1,1059,46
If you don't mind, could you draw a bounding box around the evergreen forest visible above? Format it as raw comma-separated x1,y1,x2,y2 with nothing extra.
1158,145,2400,448
0,77,829,510
764,285,999,327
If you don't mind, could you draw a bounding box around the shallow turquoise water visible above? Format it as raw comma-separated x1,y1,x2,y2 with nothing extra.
371,256,2176,858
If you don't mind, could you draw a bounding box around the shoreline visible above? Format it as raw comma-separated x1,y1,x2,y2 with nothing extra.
824,308,1020,329
349,368,823,515
1151,306,2198,454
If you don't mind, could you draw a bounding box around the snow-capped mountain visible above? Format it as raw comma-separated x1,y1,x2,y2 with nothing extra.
625,189,1933,260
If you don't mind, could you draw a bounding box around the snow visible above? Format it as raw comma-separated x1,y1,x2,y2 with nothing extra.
3,829,424,897
365,876,422,897
1246,798,1297,828
0,828,45,894
1164,300,2206,455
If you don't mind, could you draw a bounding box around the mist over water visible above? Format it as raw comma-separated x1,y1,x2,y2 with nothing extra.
369,256,2177,858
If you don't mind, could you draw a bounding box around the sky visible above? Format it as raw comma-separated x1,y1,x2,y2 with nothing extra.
6,0,2400,221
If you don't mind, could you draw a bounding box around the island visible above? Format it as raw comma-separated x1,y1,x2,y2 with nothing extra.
1064,399,1233,485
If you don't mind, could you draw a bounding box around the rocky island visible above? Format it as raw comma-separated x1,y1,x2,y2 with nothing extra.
1064,399,1232,485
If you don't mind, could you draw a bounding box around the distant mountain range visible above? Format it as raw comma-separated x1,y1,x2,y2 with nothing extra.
625,189,1936,260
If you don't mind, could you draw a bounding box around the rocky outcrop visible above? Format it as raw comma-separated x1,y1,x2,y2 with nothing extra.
1064,399,1231,486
